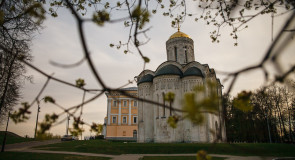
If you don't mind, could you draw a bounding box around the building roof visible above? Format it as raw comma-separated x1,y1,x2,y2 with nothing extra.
137,74,154,84
155,64,183,77
120,87,138,91
183,67,204,77
169,31,190,40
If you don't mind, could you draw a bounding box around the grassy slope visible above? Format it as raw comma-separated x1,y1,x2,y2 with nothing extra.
36,140,295,157
0,152,110,160
0,131,34,145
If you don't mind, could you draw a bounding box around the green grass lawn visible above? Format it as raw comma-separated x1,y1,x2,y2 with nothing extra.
0,152,110,160
35,139,295,157
140,156,226,160
0,131,34,145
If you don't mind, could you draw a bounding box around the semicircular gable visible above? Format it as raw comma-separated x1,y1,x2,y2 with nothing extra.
155,63,183,77
183,67,204,77
137,74,154,84
155,61,182,72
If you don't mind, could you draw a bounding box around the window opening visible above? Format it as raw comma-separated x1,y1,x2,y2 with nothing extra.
157,95,159,118
133,116,138,124
184,46,188,63
112,116,117,123
174,46,177,61
122,116,127,124
162,92,165,117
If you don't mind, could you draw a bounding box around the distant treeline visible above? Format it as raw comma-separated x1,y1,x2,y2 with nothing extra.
224,84,295,143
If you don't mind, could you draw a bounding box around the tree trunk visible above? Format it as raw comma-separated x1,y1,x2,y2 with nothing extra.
276,110,283,142
288,110,293,142
277,103,288,142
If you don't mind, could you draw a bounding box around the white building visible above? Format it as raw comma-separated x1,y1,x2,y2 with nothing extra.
136,30,226,143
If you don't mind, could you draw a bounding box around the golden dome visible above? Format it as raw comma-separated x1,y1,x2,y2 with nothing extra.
169,31,190,40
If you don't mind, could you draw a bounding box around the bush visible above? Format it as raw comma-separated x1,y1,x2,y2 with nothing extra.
95,135,104,139
36,132,61,140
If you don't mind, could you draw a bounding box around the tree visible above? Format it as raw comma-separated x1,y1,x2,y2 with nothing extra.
90,123,103,135
225,85,295,143
0,0,44,122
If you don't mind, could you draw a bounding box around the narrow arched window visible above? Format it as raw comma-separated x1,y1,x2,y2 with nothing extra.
184,46,188,63
174,46,177,61
157,94,159,118
162,92,166,117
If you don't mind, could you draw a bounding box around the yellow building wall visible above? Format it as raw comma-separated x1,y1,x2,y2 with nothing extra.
106,125,138,138
121,108,129,114
111,108,118,114
106,90,138,138
131,109,137,114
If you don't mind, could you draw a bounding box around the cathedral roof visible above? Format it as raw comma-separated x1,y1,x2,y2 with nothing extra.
137,74,154,84
169,31,190,40
183,67,204,77
120,87,138,91
155,64,183,77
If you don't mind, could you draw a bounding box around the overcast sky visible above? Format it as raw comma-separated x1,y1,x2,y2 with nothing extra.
1,2,294,138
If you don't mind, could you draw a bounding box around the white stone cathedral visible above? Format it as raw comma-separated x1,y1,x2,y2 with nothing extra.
136,29,226,143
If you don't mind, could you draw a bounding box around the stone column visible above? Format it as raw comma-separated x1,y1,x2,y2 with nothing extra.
128,99,132,125
118,99,121,125
107,98,111,125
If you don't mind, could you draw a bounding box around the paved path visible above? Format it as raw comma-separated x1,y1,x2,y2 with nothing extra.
2,140,287,160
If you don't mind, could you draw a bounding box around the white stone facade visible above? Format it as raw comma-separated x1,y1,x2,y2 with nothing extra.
136,31,226,143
